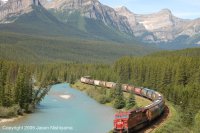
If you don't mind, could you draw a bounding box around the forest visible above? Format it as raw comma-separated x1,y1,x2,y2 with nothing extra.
0,32,157,63
0,47,200,132
0,61,57,118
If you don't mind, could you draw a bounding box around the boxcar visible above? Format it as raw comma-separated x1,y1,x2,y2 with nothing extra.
122,84,129,92
155,92,163,100
146,104,160,121
134,88,142,95
147,90,154,100
99,81,106,87
141,88,150,97
88,79,94,85
127,85,134,93
80,77,87,83
106,82,116,88
94,80,100,86
151,92,157,100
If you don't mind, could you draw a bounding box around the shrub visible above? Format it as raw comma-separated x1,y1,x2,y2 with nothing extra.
0,105,20,118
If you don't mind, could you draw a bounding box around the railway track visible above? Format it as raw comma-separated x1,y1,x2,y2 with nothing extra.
80,76,166,133
138,105,169,133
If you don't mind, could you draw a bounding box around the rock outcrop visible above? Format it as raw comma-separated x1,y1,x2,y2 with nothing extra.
0,0,41,23
115,7,200,43
0,0,5,6
0,0,199,45
44,0,133,34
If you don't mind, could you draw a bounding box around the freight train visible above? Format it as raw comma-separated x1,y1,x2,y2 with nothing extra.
80,76,165,133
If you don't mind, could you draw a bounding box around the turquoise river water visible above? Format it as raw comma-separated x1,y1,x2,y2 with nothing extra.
0,83,115,133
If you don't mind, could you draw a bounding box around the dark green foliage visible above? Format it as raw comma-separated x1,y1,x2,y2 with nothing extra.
126,92,136,110
86,86,110,104
113,84,126,109
114,48,200,130
194,111,200,132
0,6,158,64
109,88,116,101
0,105,20,118
0,32,157,63
0,60,54,116
0,45,199,133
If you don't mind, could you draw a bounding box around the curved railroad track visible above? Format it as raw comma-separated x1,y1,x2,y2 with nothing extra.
138,105,169,133
80,76,167,133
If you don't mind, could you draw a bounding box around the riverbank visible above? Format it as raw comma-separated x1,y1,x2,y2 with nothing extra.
71,81,152,109
0,116,24,125
0,83,115,133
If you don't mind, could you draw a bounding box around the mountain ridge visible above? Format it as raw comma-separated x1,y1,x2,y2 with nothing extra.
0,0,199,49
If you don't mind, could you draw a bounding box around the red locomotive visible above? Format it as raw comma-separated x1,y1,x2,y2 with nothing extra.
80,77,165,133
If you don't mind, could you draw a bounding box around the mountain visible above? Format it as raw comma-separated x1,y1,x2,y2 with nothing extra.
115,6,146,37
44,0,133,35
0,0,88,38
44,0,199,49
0,0,41,23
115,7,200,48
0,0,158,63
0,0,139,42
0,0,199,49
0,0,4,6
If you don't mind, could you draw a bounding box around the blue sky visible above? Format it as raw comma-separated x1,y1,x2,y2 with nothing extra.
99,0,200,19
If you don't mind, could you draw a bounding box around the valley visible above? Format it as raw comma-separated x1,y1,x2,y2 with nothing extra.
0,0,200,133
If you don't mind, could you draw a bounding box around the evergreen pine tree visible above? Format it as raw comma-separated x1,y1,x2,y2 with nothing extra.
126,92,136,110
2,69,14,107
113,83,126,109
194,111,200,132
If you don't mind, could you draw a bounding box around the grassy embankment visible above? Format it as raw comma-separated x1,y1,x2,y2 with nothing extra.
71,81,151,110
72,81,184,133
153,102,191,133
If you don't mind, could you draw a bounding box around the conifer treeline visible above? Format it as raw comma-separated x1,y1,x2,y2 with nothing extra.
1,48,199,130
114,56,200,126
31,55,200,126
0,60,56,117
30,55,200,128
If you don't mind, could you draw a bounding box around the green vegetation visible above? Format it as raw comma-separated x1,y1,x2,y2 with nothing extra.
49,10,132,42
114,48,200,131
126,92,136,110
149,48,200,57
0,32,157,63
0,60,55,117
113,84,126,109
72,82,149,110
0,31,199,133
194,111,200,133
0,105,20,118
0,7,158,63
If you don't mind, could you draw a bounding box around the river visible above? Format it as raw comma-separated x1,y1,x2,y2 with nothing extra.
0,83,115,133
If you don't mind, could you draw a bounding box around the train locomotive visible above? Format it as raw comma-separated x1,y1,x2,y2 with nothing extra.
80,77,165,133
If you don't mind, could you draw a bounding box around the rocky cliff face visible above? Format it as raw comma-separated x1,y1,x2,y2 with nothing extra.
44,0,200,43
115,7,200,43
0,0,41,23
0,0,5,6
44,0,133,34
0,0,199,45
115,6,147,37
